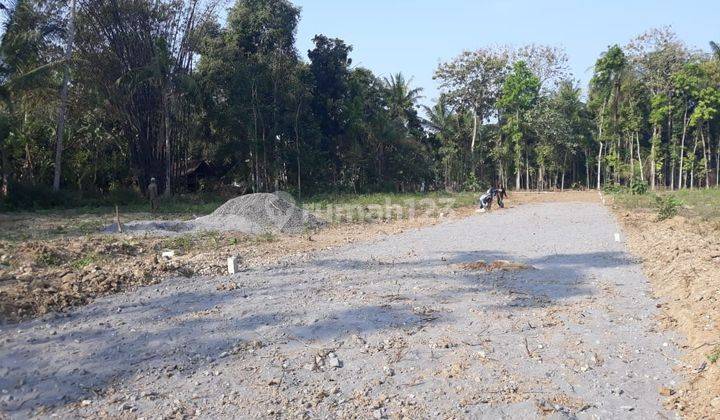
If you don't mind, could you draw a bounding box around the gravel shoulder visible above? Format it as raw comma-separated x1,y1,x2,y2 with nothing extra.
0,201,680,418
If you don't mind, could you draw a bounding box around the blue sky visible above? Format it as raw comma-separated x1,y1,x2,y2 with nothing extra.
292,0,720,105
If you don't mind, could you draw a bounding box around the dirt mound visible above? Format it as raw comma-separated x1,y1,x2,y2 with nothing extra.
193,192,325,234
102,193,326,236
459,259,534,271
617,211,720,417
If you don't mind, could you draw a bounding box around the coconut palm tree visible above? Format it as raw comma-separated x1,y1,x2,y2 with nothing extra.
383,72,423,126
0,0,64,196
710,41,720,61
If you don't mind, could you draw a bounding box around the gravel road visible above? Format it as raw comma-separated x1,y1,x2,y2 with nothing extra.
0,202,681,419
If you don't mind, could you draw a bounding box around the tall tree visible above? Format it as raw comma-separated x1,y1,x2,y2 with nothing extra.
589,44,628,189
498,60,540,190
435,47,509,154
52,0,75,191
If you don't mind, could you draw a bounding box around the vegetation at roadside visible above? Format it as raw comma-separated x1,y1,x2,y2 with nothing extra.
302,191,477,210
708,346,720,364
612,189,720,222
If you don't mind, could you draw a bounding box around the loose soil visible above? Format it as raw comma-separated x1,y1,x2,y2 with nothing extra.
614,208,720,418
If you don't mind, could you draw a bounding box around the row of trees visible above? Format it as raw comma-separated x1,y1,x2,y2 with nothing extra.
0,1,718,207
431,28,720,192
0,0,433,202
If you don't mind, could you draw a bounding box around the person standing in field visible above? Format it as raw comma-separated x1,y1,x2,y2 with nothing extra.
148,177,159,212
496,186,508,208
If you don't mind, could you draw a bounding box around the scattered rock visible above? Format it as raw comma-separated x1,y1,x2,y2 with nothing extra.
326,352,342,368
161,250,175,259
659,387,675,397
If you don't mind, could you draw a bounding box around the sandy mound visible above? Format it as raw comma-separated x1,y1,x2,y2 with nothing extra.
104,193,325,236
192,192,325,234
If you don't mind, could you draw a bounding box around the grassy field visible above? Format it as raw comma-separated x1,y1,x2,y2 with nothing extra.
612,188,720,222
301,191,477,208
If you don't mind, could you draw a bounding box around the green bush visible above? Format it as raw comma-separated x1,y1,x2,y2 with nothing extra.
602,181,625,194
1,183,82,210
708,346,720,364
462,171,481,192
655,194,683,221
629,179,648,195
106,188,144,205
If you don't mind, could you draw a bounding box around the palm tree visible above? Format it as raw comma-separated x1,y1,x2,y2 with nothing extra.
0,0,64,196
383,72,423,126
710,41,720,61
423,95,459,188
422,95,454,139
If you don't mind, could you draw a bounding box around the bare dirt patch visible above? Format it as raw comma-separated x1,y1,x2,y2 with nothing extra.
615,209,720,418
0,207,474,323
459,259,535,271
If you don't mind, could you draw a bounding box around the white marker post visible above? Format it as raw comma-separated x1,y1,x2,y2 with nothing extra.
227,256,239,274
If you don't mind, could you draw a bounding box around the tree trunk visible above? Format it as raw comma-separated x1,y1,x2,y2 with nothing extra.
668,110,674,190
52,0,77,192
294,101,302,199
561,152,567,192
596,142,603,190
701,124,710,189
514,110,521,191
678,105,688,189
629,134,634,181
596,100,606,190
525,150,529,190
636,133,645,183
690,135,698,189
0,144,8,197
585,149,590,189
163,91,172,196
650,126,658,191
470,108,478,153
716,133,719,187
715,136,720,188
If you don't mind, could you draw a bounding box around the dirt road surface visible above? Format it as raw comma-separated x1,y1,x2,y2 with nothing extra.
0,202,681,418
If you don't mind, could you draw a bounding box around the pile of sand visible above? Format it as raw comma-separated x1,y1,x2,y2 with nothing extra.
192,193,325,234
110,193,325,235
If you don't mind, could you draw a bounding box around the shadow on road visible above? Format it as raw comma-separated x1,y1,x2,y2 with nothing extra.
0,247,634,415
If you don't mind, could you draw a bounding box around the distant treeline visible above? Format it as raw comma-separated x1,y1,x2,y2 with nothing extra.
0,1,718,208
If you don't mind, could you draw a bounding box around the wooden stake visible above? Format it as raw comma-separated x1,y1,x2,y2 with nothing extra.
115,205,123,233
